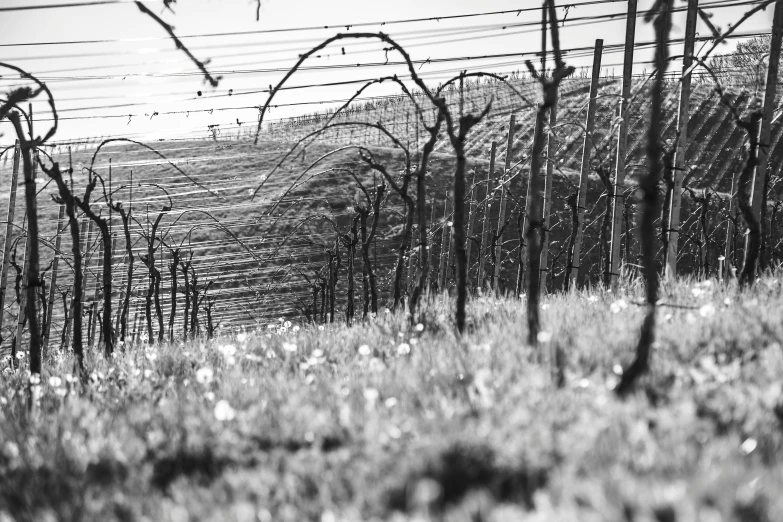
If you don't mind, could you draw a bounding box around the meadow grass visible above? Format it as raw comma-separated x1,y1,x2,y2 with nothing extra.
1,274,782,521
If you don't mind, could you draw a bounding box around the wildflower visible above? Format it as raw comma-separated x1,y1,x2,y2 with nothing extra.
282,342,297,353
48,376,62,388
540,303,550,310
16,353,25,360
385,397,398,408
214,400,236,421
318,325,325,331
363,388,379,403
267,324,275,330
195,367,214,384
204,391,215,401
284,321,292,328
613,364,623,375
588,295,599,303
740,438,757,455
312,349,324,358
55,388,67,397
415,323,425,332
397,343,411,356
143,369,153,379
28,374,41,385
536,331,553,343
699,303,716,318
724,297,732,306
691,287,706,298
610,299,628,314
146,352,157,362
358,345,371,356
237,333,247,343
218,344,237,358
293,325,300,332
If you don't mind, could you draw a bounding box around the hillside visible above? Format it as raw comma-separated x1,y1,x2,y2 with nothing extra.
0,75,780,349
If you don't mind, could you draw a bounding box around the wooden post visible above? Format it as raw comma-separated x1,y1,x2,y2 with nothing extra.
539,104,558,290
437,195,450,292
609,0,638,291
14,235,30,352
78,220,90,347
42,204,65,355
724,169,740,280
665,0,699,278
465,170,478,288
748,0,783,271
568,39,603,290
0,141,20,344
518,114,550,296
493,115,516,293
425,202,437,294
477,142,497,290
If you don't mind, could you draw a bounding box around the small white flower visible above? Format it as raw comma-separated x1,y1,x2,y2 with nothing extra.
358,344,371,356
282,342,297,353
146,352,157,362
214,400,236,421
16,353,25,360
385,397,398,408
699,303,716,318
610,299,628,314
588,295,599,303
740,437,758,455
28,374,41,385
292,325,300,332
204,391,215,402
143,369,153,379
311,349,324,358
613,364,624,375
195,367,214,384
540,303,550,310
363,388,379,402
397,343,411,356
236,333,247,343
415,323,425,332
536,331,552,343
318,325,325,331
284,321,292,328
218,344,237,358
48,376,62,388
691,287,706,298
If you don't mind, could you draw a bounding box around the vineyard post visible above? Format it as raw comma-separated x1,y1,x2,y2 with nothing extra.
749,0,783,271
567,38,603,290
426,202,437,295
477,142,497,290
609,0,638,291
89,239,103,348
14,235,30,357
724,169,740,279
493,116,516,294
517,115,541,296
0,141,20,345
465,170,478,288
42,204,65,356
539,105,558,291
437,194,450,293
82,220,93,345
664,0,699,278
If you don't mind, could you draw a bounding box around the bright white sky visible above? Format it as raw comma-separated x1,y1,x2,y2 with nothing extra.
0,0,776,144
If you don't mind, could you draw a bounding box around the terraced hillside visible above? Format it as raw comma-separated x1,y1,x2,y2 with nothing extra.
0,75,781,352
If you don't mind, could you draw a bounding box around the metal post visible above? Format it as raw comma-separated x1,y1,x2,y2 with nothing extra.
0,141,21,343
609,0,638,291
568,39,603,290
665,0,699,278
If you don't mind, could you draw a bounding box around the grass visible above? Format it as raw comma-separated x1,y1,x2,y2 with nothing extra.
1,274,783,521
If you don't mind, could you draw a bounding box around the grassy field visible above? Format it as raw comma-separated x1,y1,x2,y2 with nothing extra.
2,273,783,521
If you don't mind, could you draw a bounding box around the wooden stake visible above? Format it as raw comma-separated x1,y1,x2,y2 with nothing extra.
437,194,450,292
748,0,783,271
0,141,21,345
477,142,497,290
465,170,478,288
568,39,603,290
493,115,516,293
539,103,558,291
609,0,638,291
42,204,65,355
665,0,699,278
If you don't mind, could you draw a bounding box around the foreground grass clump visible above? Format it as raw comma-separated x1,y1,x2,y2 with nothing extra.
1,276,783,521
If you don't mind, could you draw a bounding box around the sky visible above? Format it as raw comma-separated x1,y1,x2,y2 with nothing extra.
0,0,777,144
